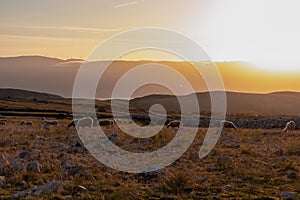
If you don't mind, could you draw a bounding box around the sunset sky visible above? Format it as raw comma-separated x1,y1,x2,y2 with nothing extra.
0,0,300,94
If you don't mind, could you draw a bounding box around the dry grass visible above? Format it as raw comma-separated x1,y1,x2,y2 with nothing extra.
0,116,300,199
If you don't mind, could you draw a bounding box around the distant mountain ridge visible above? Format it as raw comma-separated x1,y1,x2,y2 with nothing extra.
131,91,300,117
0,88,299,117
0,88,63,100
1,56,300,98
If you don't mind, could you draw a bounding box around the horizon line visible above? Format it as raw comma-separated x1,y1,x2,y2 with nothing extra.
0,87,299,100
0,54,245,63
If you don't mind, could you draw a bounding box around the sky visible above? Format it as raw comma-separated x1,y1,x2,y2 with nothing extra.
1,0,300,73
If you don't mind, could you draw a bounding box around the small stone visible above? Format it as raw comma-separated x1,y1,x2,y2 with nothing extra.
65,165,84,176
63,195,74,199
18,140,28,145
0,140,5,147
6,139,15,146
280,191,298,198
223,184,234,191
207,166,217,172
189,152,198,160
30,133,38,139
19,151,31,159
27,160,41,173
20,180,29,190
33,181,63,196
9,158,26,171
183,186,193,193
199,176,208,183
10,189,32,198
0,167,5,176
271,163,277,168
274,149,284,156
39,136,46,141
281,156,288,161
60,160,71,169
0,180,4,188
88,186,97,192
262,132,269,136
287,170,298,179
232,142,240,148
51,142,67,151
34,178,45,185
230,178,243,183
67,135,79,142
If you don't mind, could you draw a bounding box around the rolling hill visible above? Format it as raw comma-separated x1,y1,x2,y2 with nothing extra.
0,88,299,117
0,88,63,100
130,91,300,117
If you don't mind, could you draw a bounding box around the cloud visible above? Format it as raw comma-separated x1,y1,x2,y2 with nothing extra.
114,1,138,8
1,23,123,33
44,26,123,33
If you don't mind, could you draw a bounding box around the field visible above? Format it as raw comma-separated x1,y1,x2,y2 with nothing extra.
0,115,300,199
0,94,300,199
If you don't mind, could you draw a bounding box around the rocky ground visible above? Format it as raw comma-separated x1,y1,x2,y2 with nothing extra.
200,117,300,129
0,117,300,199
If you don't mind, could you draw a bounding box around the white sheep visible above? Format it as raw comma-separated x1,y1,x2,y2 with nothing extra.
0,119,7,123
220,120,238,130
24,121,33,126
42,117,58,125
99,119,114,127
283,120,296,133
166,120,181,128
68,117,93,128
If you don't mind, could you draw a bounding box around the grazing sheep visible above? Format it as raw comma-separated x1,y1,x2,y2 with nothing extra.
0,120,6,125
68,117,93,128
24,121,33,126
166,120,181,128
77,117,93,128
42,117,58,125
221,120,238,130
283,121,296,133
20,120,33,126
0,119,7,123
67,119,78,128
99,119,114,127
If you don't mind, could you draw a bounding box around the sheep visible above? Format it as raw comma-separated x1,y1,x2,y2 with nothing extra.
166,120,181,128
0,121,6,125
24,121,33,127
67,119,78,128
0,119,7,123
42,117,58,125
283,120,296,133
68,117,93,128
77,117,93,128
20,120,33,126
220,120,238,130
99,119,114,127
